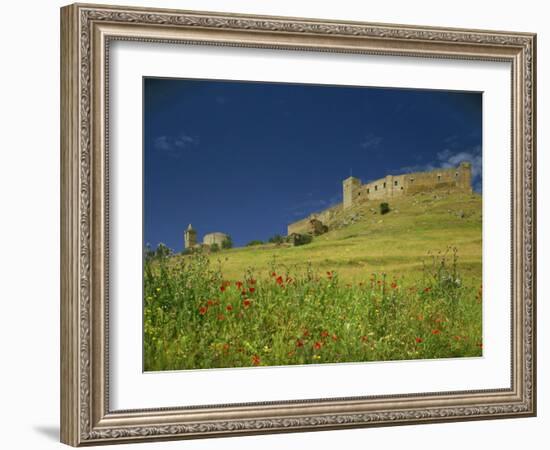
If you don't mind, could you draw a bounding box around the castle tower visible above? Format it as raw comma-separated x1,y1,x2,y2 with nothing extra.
343,176,362,209
184,223,197,249
457,161,473,193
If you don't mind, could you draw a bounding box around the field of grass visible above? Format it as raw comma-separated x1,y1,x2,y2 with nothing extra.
188,191,482,284
144,190,482,371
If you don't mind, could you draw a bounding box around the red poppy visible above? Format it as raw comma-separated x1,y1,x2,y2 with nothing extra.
249,287,255,294
276,276,284,285
222,343,230,352
271,272,276,277
331,334,338,341
415,337,423,344
235,281,243,289
217,314,225,321
321,330,329,338
361,335,369,343
206,299,215,306
251,355,261,366
287,351,295,357
199,306,207,315
424,287,431,293
313,341,323,350
302,329,310,337
226,304,233,312
391,282,398,289
296,339,304,348
243,299,251,309
220,286,226,292
432,329,441,335
248,278,257,285
326,271,333,278
241,290,247,296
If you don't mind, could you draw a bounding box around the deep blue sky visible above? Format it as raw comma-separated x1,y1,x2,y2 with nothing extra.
144,78,482,251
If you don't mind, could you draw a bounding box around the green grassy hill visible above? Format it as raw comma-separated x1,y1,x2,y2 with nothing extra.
147,189,483,370
177,189,482,286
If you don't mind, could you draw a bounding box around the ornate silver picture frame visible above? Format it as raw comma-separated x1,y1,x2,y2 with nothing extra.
60,3,536,446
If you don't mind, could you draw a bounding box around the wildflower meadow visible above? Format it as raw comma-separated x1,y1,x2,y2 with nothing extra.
144,248,482,371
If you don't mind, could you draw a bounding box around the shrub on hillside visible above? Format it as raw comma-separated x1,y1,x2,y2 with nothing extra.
380,202,390,215
268,234,285,245
222,235,233,249
145,243,173,262
210,243,220,252
289,233,313,246
246,240,264,246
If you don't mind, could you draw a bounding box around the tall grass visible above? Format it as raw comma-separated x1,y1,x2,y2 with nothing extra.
144,248,482,371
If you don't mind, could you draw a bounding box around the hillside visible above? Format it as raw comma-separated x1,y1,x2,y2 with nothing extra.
176,190,482,285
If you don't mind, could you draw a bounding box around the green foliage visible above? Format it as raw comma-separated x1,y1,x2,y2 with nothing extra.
145,243,173,262
210,243,220,253
291,233,313,246
268,234,285,244
222,235,233,249
143,249,482,371
380,202,390,215
246,240,264,246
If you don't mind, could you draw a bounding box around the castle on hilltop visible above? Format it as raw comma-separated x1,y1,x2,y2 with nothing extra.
287,162,473,235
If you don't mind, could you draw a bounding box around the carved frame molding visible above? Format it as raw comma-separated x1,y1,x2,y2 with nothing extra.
60,3,536,446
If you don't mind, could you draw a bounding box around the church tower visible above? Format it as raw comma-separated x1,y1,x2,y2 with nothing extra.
184,224,197,249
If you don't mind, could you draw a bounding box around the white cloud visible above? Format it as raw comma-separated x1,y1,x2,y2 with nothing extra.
360,133,383,150
397,144,482,192
437,145,482,180
153,132,199,157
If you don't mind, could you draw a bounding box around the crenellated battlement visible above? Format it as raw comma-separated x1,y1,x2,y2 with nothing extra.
343,161,472,209
288,162,473,234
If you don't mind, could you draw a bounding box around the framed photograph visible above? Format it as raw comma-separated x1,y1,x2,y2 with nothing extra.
60,3,536,446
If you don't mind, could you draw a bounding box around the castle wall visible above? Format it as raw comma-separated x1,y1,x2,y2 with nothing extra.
402,166,469,194
287,204,341,235
287,162,473,235
344,162,472,209
361,174,407,201
287,217,312,235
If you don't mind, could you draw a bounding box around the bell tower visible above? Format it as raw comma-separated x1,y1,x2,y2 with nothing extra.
184,224,197,249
